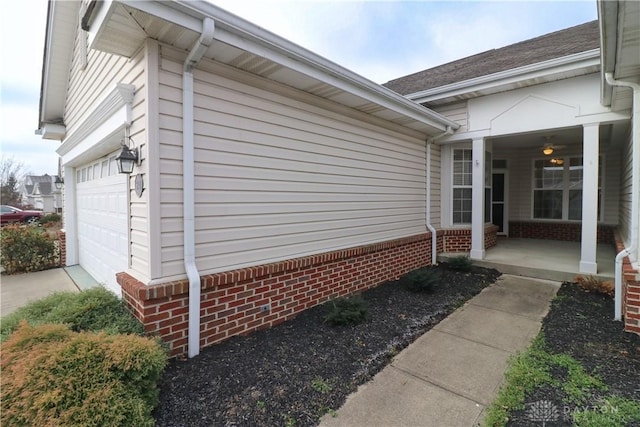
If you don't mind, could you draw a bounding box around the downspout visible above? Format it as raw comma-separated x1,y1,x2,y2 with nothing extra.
605,73,639,321
426,126,454,265
184,17,215,358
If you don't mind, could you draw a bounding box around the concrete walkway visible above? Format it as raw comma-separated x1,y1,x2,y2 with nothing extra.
320,274,560,427
0,268,79,316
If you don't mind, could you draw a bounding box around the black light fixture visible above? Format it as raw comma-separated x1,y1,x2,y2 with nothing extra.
54,176,64,190
116,137,139,174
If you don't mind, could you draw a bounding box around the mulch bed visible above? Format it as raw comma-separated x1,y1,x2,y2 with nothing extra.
506,283,640,426
154,264,500,427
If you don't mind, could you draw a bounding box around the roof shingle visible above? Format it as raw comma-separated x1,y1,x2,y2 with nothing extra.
383,20,599,96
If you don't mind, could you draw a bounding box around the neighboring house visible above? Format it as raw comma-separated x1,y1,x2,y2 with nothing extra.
37,0,638,357
21,174,62,213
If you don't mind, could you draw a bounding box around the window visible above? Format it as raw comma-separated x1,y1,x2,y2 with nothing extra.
452,149,472,224
451,148,492,224
533,157,602,221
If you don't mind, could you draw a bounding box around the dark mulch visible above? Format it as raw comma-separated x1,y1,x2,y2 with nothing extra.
154,264,500,427
506,283,640,427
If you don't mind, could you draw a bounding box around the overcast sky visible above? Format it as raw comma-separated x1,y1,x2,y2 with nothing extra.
0,0,597,177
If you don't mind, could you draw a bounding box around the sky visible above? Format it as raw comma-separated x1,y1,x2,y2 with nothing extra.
0,0,597,178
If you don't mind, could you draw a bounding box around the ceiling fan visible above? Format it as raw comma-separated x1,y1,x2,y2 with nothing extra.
540,136,566,155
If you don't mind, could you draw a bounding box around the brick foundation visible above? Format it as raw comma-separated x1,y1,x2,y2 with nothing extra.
509,221,615,244
57,230,66,267
614,230,640,336
439,224,500,253
118,233,434,357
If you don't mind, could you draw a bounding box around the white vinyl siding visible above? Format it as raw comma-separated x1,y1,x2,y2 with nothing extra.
618,131,633,241
157,52,426,278
433,102,468,133
65,21,148,281
429,144,442,228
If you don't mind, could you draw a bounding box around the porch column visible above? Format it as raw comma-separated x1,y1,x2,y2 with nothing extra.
579,123,599,274
471,137,485,259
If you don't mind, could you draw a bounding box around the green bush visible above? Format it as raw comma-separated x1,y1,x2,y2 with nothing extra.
1,287,143,342
402,268,440,293
0,224,58,273
324,296,370,326
40,213,62,224
448,255,473,272
1,322,167,427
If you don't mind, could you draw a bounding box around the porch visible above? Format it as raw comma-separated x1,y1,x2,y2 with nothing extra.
439,237,616,283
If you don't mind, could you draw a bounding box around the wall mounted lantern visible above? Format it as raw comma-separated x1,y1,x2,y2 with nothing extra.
54,176,64,190
116,137,139,174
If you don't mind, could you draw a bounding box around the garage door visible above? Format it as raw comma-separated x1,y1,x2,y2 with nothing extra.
76,154,128,294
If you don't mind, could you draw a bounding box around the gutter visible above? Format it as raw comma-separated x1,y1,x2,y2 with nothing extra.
184,17,215,358
425,126,454,264
605,73,639,321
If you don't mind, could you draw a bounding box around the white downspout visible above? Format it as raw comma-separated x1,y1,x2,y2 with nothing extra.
605,73,639,321
184,17,215,358
426,126,454,264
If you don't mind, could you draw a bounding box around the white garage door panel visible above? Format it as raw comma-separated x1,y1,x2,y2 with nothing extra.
77,173,128,294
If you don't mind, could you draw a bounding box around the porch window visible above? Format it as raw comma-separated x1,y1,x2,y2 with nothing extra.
452,148,492,224
533,157,602,220
452,149,472,224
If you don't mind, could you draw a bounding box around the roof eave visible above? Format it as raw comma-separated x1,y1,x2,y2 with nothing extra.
598,0,618,107
407,49,600,105
37,0,79,138
121,0,459,134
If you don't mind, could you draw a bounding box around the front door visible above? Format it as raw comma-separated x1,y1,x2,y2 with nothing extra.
492,170,508,235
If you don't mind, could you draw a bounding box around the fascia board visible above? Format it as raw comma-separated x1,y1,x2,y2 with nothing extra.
121,0,459,133
407,50,601,104
598,0,618,106
39,1,79,129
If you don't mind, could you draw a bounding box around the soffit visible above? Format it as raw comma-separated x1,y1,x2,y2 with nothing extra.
39,1,81,127
88,1,457,137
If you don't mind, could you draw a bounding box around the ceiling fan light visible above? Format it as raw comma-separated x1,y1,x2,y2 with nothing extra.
543,147,554,155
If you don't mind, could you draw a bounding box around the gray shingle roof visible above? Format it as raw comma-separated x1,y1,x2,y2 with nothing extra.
383,20,599,96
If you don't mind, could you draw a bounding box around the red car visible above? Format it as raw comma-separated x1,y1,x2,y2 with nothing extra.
0,205,43,225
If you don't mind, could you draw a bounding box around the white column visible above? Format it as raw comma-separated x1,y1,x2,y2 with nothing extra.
470,137,486,259
580,123,599,273
63,165,78,266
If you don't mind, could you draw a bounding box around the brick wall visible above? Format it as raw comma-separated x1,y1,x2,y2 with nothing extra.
118,233,433,357
509,221,615,244
57,230,66,267
614,230,640,336
439,225,499,253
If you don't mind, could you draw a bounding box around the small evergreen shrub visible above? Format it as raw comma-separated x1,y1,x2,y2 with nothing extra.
448,255,473,272
574,275,614,297
0,287,143,342
0,224,58,273
324,296,370,326
1,322,167,427
39,213,62,224
402,268,440,293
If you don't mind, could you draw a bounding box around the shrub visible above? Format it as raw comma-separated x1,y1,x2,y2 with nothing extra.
402,268,440,293
1,322,167,427
39,213,62,224
324,296,370,326
0,224,58,273
1,287,143,342
448,255,473,272
574,275,614,297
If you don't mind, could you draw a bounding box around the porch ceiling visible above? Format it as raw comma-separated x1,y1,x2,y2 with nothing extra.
488,124,626,152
